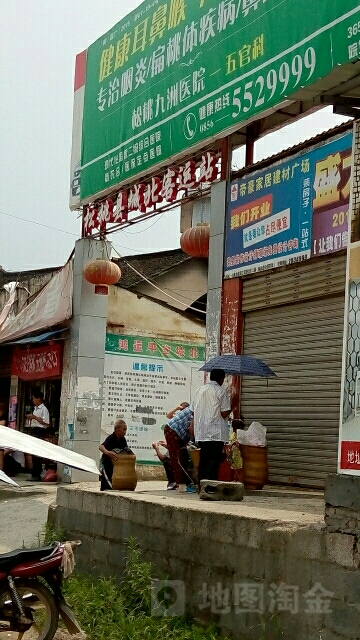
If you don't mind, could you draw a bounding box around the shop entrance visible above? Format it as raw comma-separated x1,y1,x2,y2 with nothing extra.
19,378,62,442
0,345,12,421
17,378,62,475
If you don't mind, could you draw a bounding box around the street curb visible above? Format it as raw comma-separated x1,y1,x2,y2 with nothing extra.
0,484,58,501
0,480,324,502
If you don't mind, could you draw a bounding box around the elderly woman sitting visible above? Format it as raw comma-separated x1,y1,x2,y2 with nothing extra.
99,419,129,491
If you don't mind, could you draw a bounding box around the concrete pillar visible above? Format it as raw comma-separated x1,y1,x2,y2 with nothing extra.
59,238,110,482
333,119,360,500
180,200,193,233
206,180,227,359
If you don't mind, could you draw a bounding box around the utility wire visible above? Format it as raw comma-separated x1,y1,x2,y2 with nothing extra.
122,211,166,235
0,209,149,255
111,244,207,316
1,217,205,314
1,210,205,312
0,210,79,237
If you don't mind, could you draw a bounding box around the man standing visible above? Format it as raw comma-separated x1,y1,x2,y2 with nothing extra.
191,369,231,484
26,389,50,481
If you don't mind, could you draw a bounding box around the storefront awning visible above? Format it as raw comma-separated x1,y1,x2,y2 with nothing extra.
5,328,68,345
0,261,73,344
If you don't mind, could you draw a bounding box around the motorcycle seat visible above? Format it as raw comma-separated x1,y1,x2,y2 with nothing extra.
0,545,56,573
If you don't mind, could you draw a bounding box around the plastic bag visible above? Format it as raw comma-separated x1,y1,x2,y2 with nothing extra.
236,422,266,447
43,468,58,482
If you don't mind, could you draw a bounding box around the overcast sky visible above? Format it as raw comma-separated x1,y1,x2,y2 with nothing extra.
0,1,350,273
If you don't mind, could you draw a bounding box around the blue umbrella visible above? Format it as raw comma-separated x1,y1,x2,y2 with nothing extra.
199,354,276,377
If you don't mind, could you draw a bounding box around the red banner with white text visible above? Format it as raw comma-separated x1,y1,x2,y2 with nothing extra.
11,343,63,381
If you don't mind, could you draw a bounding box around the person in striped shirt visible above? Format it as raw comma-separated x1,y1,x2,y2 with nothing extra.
164,405,195,492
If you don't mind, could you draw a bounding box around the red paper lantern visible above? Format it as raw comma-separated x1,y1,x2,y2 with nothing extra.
180,224,210,258
83,259,121,295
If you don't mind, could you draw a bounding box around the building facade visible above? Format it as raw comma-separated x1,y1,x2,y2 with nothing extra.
0,247,206,479
210,123,353,488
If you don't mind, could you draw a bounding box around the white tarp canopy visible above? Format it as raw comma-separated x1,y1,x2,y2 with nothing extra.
0,469,19,486
0,425,99,482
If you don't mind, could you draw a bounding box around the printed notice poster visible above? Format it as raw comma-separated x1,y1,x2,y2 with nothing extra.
102,333,205,463
8,395,17,430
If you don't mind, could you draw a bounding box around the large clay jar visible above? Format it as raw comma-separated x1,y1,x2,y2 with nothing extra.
240,445,268,490
112,454,137,490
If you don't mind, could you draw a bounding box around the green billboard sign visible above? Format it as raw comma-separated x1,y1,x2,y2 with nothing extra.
80,0,360,202
105,333,205,361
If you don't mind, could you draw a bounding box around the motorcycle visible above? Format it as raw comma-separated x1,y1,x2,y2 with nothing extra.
0,541,82,640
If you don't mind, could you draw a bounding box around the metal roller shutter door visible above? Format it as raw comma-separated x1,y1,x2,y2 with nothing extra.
241,256,346,488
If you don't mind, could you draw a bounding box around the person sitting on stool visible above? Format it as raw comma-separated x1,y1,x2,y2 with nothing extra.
152,440,177,490
99,419,128,491
0,448,25,476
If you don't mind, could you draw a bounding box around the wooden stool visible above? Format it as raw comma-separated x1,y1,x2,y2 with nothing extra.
112,454,137,490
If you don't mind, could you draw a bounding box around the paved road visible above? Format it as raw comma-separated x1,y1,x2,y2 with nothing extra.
0,489,57,553
0,487,80,640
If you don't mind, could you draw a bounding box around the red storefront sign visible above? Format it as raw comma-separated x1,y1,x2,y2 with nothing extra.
11,343,63,381
83,151,220,235
340,440,360,471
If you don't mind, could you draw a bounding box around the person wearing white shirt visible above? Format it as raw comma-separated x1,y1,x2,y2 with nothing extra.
26,389,50,481
190,369,231,485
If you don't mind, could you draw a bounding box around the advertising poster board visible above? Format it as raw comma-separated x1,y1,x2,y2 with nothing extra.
8,396,17,430
78,0,360,202
225,132,352,278
102,333,205,463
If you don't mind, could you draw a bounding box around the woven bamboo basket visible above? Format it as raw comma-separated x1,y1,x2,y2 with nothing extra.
112,454,137,490
189,447,201,469
240,445,268,490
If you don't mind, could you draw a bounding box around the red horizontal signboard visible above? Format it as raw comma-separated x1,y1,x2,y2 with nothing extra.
340,440,360,471
11,343,63,381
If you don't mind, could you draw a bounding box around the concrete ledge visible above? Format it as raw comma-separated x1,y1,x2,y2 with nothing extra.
325,532,358,569
49,482,359,640
325,473,360,511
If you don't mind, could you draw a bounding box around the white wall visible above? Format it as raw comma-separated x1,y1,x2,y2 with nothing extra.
133,259,208,313
107,286,205,343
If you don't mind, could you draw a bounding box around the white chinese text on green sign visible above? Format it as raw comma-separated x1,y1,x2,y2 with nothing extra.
80,0,360,202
